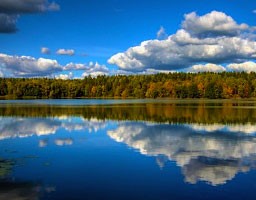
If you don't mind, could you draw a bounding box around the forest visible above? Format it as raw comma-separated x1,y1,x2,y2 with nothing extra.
0,72,256,99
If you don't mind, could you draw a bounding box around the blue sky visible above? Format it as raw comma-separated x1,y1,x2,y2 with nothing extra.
0,0,256,78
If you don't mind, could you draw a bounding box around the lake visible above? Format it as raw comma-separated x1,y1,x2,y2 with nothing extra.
0,99,256,200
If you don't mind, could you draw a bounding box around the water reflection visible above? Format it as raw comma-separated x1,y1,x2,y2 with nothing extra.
1,114,256,186
1,100,256,124
54,138,73,146
188,123,256,135
0,159,13,178
0,159,43,200
0,117,60,140
0,181,40,200
108,122,256,185
0,180,56,200
0,117,107,141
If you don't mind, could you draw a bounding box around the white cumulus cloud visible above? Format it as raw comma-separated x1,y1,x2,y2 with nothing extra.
0,52,112,78
182,11,248,37
187,63,226,72
63,62,110,77
41,47,51,54
56,49,75,56
0,53,62,77
81,62,110,77
108,11,256,73
227,61,256,72
63,63,88,71
55,72,73,80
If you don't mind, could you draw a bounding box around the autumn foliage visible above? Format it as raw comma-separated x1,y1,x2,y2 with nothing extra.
0,72,256,99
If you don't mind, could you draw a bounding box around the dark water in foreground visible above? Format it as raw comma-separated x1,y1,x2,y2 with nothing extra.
0,99,256,200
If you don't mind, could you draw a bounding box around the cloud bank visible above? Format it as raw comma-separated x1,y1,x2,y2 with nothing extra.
0,0,59,33
0,53,109,78
108,11,256,72
227,61,256,72
0,53,62,77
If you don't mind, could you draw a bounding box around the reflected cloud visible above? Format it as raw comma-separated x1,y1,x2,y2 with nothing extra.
55,138,73,146
39,139,48,147
0,117,107,141
0,117,60,140
108,122,256,186
182,157,251,186
62,118,106,133
189,123,256,135
2,114,256,186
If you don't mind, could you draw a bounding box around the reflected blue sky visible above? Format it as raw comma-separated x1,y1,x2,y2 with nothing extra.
1,116,256,199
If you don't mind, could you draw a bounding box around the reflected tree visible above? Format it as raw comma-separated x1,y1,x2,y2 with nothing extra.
0,159,13,178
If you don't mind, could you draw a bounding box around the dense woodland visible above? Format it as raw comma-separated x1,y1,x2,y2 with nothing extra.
1,72,256,99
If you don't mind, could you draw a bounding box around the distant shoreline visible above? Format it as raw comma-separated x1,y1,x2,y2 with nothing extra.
0,96,255,100
1,72,256,99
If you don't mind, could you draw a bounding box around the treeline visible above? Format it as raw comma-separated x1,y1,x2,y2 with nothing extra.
1,72,256,99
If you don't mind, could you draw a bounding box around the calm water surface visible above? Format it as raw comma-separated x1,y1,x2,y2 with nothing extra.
0,99,256,200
